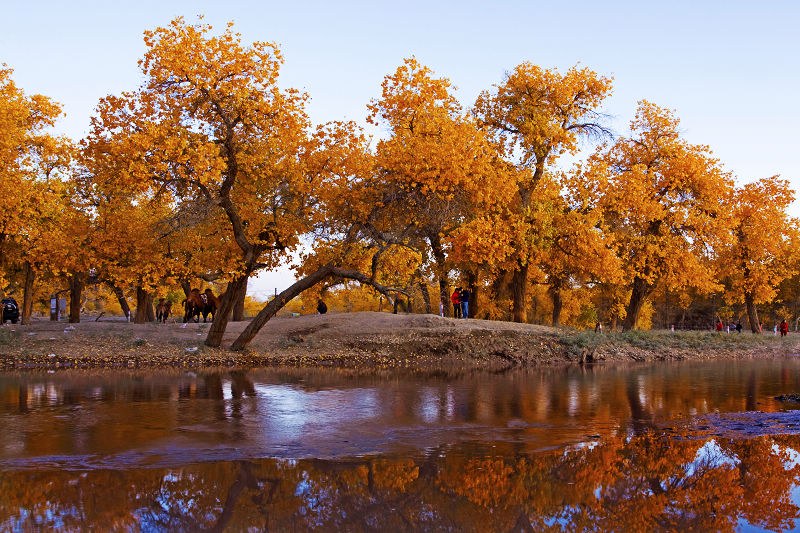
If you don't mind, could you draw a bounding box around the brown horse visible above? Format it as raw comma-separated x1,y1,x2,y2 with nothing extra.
200,288,220,322
183,289,204,323
155,298,172,324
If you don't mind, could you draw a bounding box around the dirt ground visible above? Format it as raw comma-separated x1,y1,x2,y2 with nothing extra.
1,311,799,372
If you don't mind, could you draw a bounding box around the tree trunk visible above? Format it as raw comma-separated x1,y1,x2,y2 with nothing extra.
206,276,248,348
68,273,84,323
428,233,451,317
511,262,528,323
466,270,479,319
438,278,450,318
146,297,156,322
490,269,510,321
745,290,761,334
622,276,652,331
550,284,563,327
230,266,335,350
418,278,432,314
180,279,192,299
231,277,248,321
21,262,35,325
134,286,154,324
106,282,130,320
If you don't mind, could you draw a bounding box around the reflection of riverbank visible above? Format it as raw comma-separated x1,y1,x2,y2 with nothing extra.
2,312,800,372
2,433,798,532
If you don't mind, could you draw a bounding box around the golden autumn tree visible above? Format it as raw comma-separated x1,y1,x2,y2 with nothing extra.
474,63,613,322
0,66,74,321
79,130,240,324
84,18,350,345
584,101,733,330
536,171,622,326
367,58,513,316
717,176,799,333
227,121,417,350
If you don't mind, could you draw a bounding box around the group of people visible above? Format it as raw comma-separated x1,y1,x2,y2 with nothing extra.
715,319,743,334
450,287,471,319
715,318,791,336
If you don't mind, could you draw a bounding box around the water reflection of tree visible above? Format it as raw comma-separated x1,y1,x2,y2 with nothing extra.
3,433,799,532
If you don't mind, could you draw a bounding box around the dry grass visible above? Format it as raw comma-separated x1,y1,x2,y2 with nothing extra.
1,312,798,371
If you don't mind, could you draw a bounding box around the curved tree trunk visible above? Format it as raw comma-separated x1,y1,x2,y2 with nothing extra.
231,277,248,321
622,276,653,331
230,266,334,350
745,290,761,334
511,262,528,323
230,265,404,351
21,262,35,325
68,273,84,323
106,282,131,320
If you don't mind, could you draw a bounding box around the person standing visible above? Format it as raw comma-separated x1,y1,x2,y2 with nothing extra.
451,288,462,318
459,287,471,319
780,319,789,337
716,319,724,334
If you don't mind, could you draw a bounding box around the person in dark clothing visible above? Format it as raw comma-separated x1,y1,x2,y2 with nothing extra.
459,287,471,318
735,322,742,334
317,299,328,314
451,288,461,318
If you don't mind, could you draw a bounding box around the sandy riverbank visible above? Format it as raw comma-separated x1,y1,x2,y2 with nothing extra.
1,311,798,371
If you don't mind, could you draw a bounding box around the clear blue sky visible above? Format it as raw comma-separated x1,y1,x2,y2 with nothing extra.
2,1,798,298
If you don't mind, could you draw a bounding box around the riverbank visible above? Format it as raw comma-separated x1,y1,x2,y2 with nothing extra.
1,311,798,371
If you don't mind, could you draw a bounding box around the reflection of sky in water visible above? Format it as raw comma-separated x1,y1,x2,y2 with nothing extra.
567,379,578,416
416,388,439,423
685,439,738,477
253,384,378,441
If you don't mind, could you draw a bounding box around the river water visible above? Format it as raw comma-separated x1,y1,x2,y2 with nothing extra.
2,359,800,531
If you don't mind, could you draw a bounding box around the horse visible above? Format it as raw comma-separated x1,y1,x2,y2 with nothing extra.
200,288,220,322
155,298,172,324
182,289,204,323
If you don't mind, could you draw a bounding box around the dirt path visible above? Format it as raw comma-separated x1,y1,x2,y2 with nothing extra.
2,311,799,371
